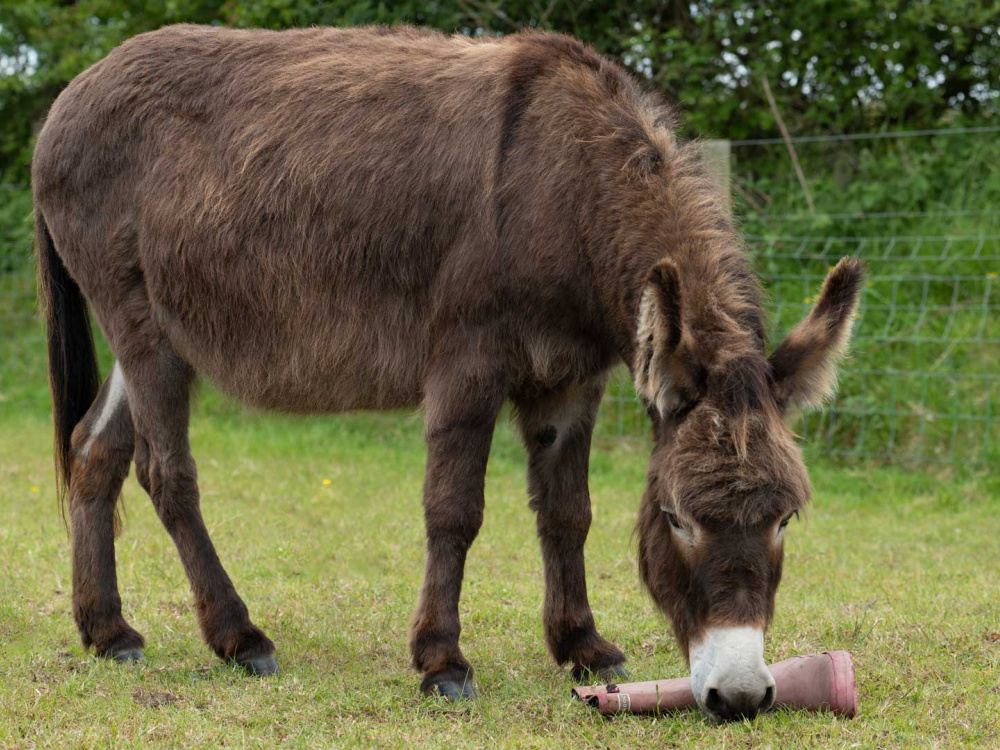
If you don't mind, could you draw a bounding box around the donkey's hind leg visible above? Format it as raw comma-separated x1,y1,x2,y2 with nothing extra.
121,348,277,675
68,363,145,662
513,377,627,681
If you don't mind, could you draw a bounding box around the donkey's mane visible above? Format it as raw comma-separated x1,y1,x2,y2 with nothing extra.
608,93,781,458
600,78,769,355
625,110,773,421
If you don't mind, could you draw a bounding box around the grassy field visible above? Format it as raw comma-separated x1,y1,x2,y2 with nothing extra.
1,38,997,747
2,387,999,747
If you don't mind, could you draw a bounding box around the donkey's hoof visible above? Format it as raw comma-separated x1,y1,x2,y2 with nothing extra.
574,661,629,683
422,669,477,702
108,647,145,664
429,679,477,701
598,663,630,683
237,653,279,677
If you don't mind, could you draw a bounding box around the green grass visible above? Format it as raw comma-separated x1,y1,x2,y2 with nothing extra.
2,399,999,748
1,137,998,745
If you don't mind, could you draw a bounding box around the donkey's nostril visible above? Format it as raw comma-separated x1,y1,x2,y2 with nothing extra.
759,684,775,713
706,685,769,721
705,687,727,718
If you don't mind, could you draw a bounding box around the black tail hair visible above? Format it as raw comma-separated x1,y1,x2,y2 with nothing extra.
35,209,100,520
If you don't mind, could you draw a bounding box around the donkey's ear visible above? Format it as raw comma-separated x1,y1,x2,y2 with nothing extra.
769,257,865,411
634,259,689,416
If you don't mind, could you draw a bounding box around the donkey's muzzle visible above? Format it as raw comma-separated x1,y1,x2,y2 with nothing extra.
688,625,774,722
703,681,775,722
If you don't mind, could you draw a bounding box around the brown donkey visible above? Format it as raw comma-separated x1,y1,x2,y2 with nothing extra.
33,25,863,718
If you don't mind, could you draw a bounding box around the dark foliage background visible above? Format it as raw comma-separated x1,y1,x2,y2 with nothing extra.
2,1,998,183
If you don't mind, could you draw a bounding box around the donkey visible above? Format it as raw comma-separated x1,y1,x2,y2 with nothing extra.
33,24,863,720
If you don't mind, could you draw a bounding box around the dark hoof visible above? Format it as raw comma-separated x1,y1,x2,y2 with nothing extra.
598,663,630,683
429,679,477,701
574,661,629,683
237,653,279,677
107,647,145,664
421,667,477,702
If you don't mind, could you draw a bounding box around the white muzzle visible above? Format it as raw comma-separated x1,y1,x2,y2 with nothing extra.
688,626,776,721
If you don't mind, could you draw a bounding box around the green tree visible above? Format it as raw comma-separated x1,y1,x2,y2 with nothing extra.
2,0,998,183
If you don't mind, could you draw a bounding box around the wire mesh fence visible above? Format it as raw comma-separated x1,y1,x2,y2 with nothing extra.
768,234,997,465
3,131,998,466
600,233,999,465
601,123,999,466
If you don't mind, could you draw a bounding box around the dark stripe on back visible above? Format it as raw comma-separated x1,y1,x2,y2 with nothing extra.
493,35,611,247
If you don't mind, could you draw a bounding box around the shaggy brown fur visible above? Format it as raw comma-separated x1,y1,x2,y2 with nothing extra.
33,24,863,699
636,257,862,656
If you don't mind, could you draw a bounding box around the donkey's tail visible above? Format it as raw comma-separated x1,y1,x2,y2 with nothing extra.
36,209,100,512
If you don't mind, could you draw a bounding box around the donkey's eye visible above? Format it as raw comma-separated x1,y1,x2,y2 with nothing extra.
669,399,699,422
665,511,682,530
779,511,799,530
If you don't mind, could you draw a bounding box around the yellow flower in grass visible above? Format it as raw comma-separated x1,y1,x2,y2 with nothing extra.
322,478,332,486
31,486,39,493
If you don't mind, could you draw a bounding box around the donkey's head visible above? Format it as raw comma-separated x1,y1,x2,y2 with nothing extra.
634,256,864,722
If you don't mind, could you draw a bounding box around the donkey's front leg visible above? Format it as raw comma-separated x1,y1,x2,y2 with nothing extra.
514,378,627,681
410,360,505,700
